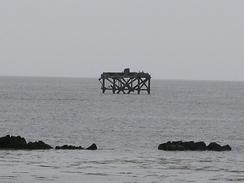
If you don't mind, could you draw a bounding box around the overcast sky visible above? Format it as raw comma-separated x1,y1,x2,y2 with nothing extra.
0,0,243,81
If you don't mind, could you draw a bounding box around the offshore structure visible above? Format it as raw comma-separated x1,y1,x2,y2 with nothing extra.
99,68,151,94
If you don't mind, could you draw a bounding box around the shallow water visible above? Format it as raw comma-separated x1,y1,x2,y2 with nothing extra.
0,77,244,182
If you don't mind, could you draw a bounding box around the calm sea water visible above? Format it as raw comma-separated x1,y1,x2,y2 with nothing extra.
0,77,244,183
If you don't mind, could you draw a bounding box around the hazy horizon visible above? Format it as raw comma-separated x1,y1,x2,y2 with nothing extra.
2,74,244,83
0,1,244,81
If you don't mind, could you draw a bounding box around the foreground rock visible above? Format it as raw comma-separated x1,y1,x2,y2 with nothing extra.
55,145,84,150
55,143,97,150
0,135,52,150
86,143,98,150
158,141,231,151
207,142,231,151
0,135,98,150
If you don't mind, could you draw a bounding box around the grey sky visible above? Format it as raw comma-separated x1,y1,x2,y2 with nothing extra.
0,0,243,81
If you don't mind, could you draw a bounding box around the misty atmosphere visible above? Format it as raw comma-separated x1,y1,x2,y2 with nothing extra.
0,1,244,183
0,1,244,81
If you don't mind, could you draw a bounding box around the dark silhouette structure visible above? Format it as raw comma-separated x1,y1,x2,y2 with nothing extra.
99,68,151,94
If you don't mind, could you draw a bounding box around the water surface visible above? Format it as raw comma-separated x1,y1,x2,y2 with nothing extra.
0,77,244,182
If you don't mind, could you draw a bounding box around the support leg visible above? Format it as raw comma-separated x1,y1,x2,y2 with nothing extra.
148,78,151,94
137,78,141,94
112,78,115,94
102,78,105,93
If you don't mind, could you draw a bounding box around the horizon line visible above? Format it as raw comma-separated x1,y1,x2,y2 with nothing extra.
0,74,243,83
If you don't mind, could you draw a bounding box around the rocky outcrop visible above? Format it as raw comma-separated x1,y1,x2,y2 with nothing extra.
0,135,52,150
86,143,98,150
0,135,98,150
55,145,84,150
55,143,98,150
207,142,231,151
26,141,53,150
158,141,231,151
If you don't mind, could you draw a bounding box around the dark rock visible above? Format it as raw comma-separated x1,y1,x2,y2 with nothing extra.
207,142,231,151
27,141,52,150
86,143,97,150
55,145,84,150
194,141,207,151
207,142,222,151
0,135,52,150
182,141,195,150
158,141,231,151
158,141,171,150
159,141,201,151
221,145,232,151
158,143,168,150
0,135,98,151
0,135,27,149
55,143,97,150
167,144,185,151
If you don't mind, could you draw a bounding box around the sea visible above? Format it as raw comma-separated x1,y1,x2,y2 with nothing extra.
0,76,244,183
